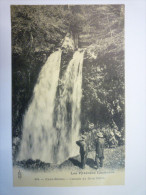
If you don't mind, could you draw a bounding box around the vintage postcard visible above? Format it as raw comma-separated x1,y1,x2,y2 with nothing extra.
12,4,125,186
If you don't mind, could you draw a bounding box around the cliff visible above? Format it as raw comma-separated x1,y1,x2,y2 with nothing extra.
11,5,124,140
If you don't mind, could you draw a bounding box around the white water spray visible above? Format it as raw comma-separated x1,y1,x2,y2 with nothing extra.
17,49,84,164
17,50,62,162
55,51,84,163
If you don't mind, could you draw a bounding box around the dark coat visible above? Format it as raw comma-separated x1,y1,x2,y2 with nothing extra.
76,140,88,154
95,137,104,158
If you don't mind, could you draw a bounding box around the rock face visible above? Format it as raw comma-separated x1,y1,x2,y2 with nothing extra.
79,35,92,48
12,5,125,161
79,32,96,48
61,33,75,52
59,33,75,79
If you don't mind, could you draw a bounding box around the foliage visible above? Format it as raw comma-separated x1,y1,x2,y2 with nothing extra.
12,5,125,142
11,5,68,137
64,6,86,33
11,5,67,55
81,5,124,132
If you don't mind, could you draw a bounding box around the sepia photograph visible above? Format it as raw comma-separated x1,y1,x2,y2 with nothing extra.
11,4,125,186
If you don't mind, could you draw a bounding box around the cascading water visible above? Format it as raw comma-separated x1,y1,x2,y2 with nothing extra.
17,49,84,164
17,50,62,162
54,50,84,163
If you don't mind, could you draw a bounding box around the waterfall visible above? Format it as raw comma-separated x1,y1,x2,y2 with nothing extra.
17,49,84,164
17,50,62,162
54,50,84,163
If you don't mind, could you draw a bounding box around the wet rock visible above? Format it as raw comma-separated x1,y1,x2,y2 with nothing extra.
16,159,51,170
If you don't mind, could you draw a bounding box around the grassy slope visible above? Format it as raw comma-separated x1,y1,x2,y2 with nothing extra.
57,145,125,171
15,146,125,174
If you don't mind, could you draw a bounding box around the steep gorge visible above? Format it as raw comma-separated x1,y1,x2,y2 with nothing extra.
12,5,125,161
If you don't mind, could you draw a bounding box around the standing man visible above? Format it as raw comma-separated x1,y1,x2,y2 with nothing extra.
76,133,89,169
95,131,105,169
